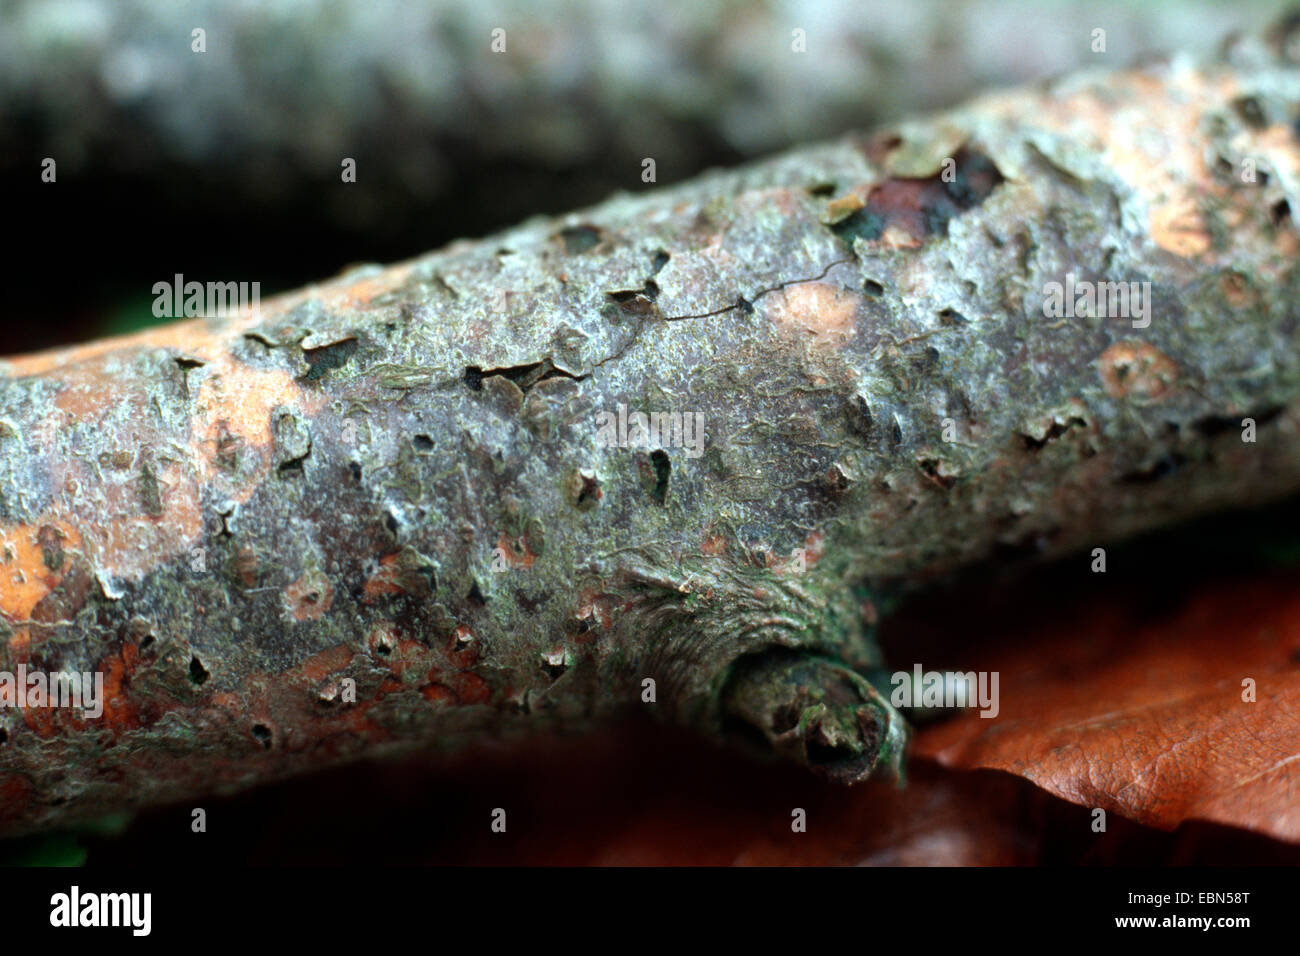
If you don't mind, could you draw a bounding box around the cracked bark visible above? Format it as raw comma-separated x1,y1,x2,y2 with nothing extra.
4,33,1300,834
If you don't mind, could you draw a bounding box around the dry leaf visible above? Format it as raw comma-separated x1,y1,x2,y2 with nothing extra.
914,571,1300,842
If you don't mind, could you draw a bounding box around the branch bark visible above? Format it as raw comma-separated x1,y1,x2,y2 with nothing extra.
1,0,1275,211
3,32,1300,833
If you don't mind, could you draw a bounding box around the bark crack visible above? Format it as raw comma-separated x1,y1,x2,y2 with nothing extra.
590,255,856,373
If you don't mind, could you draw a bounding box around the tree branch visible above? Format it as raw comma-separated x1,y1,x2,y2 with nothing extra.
3,32,1300,833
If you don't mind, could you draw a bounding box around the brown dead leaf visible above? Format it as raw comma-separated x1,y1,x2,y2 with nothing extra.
914,572,1300,842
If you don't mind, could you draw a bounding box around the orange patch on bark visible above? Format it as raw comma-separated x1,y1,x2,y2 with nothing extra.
1219,271,1259,309
3,260,412,379
8,360,286,590
453,672,492,706
90,458,205,583
575,588,614,631
0,521,82,620
422,683,456,704
193,357,321,491
360,550,438,603
1098,342,1179,399
384,637,436,680
285,570,334,621
6,625,30,655
764,282,862,346
296,645,356,684
822,189,868,223
1149,196,1211,259
94,642,144,733
13,638,168,738
700,533,727,556
423,670,490,707
51,359,151,423
801,531,825,568
3,317,222,379
494,533,536,569
232,547,259,587
361,553,407,603
980,67,1242,262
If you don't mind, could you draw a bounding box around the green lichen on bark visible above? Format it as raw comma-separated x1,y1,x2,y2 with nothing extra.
3,34,1300,833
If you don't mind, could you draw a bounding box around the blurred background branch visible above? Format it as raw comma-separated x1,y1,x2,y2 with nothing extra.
2,0,1285,352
